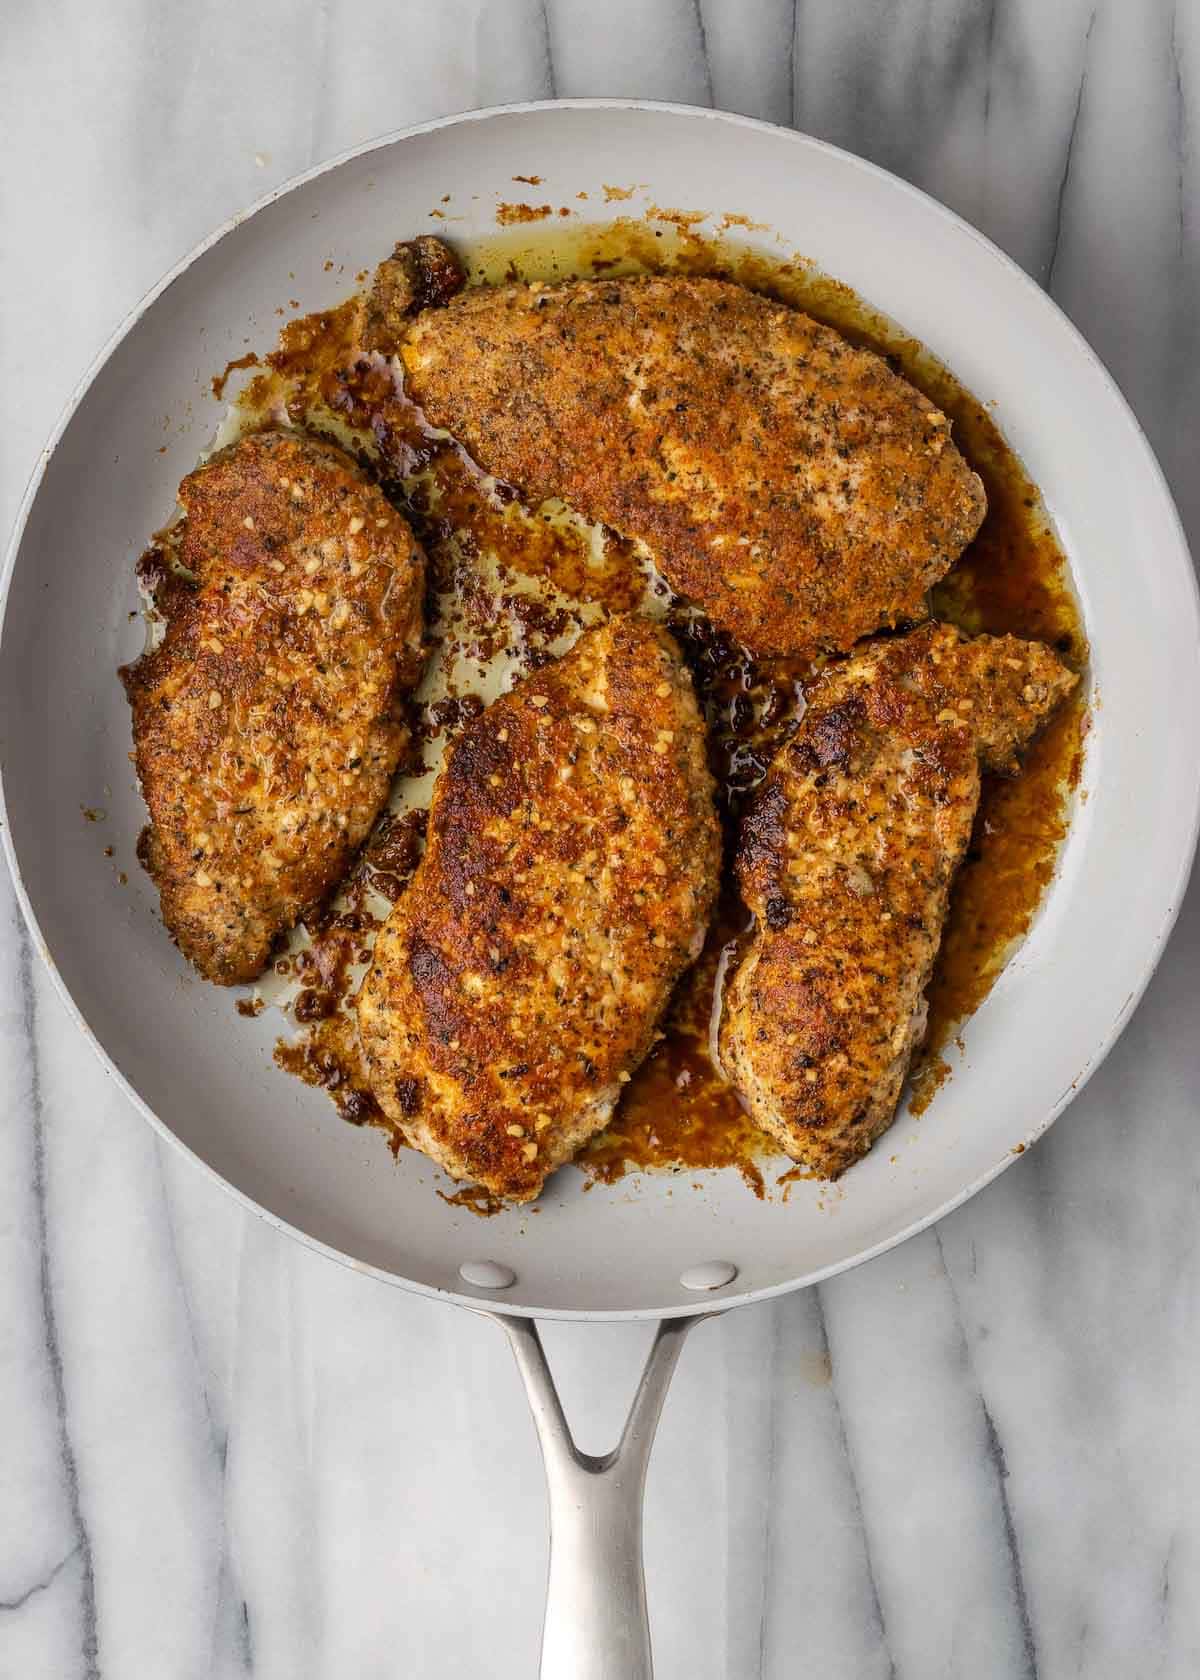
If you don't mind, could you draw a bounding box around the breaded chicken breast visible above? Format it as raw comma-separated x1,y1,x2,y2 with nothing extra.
357,615,721,1201
398,269,986,656
122,429,425,984
719,623,1078,1176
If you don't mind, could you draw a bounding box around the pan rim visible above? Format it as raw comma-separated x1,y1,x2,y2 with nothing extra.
3,97,1198,1320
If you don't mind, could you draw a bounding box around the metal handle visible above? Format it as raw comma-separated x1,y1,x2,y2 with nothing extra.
489,1314,709,1680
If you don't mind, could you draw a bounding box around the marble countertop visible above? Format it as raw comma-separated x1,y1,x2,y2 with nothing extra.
3,3,1199,1676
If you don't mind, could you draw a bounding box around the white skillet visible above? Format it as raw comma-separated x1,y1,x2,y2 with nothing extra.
3,102,1197,1677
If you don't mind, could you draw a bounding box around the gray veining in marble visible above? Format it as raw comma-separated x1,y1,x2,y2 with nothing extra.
2,1,1199,1675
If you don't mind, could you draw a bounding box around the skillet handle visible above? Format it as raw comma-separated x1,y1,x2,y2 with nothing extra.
491,1314,708,1680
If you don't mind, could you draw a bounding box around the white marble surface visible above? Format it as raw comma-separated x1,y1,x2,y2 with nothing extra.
2,2,1199,1675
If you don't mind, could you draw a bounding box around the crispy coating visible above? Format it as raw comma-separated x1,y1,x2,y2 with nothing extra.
719,623,1078,1176
122,429,425,984
359,236,466,352
357,615,721,1201
400,271,986,656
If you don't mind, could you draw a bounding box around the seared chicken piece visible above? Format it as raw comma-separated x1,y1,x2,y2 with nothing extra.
719,623,1078,1176
122,429,425,984
398,270,986,656
358,235,465,352
357,615,720,1201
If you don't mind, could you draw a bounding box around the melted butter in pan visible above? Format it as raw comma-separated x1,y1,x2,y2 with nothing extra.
213,218,1087,1194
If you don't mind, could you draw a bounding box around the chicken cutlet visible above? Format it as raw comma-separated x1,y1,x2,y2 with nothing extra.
357,614,721,1202
396,265,986,656
122,429,425,985
719,622,1078,1177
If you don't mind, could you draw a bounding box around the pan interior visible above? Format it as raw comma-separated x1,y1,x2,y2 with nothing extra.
2,104,1196,1317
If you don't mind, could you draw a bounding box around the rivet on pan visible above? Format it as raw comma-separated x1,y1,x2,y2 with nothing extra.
679,1261,738,1292
459,1259,516,1290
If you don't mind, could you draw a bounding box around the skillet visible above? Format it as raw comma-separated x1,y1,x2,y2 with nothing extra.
3,102,1198,1676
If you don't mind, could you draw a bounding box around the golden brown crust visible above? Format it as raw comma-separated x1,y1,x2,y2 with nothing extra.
357,615,721,1201
400,273,986,656
720,623,1077,1176
122,429,425,985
